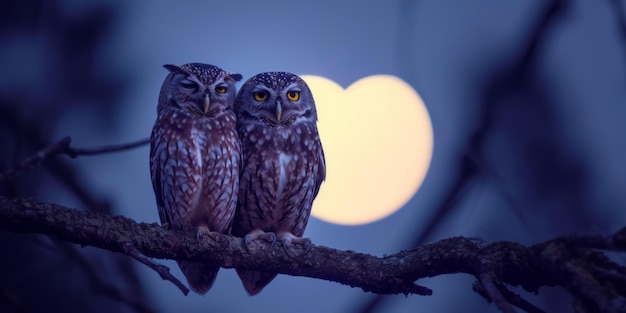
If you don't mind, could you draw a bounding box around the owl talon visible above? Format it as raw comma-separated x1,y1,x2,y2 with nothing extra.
243,230,277,253
196,226,221,243
302,240,313,255
278,232,312,258
243,235,253,253
267,232,277,250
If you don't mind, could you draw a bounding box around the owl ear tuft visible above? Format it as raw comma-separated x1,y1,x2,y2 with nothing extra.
163,64,183,73
230,73,243,82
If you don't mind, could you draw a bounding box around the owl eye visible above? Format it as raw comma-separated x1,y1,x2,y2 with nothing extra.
215,85,227,93
287,91,300,101
253,91,268,101
180,79,198,89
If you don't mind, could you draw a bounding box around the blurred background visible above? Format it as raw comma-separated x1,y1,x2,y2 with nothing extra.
1,0,625,312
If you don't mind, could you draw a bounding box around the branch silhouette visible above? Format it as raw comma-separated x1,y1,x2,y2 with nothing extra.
1,137,624,312
0,136,150,184
0,195,625,313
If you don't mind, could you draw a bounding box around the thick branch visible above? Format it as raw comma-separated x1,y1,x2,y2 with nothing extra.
0,196,624,312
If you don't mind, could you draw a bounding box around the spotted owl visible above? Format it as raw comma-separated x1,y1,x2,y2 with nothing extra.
149,63,243,294
233,72,326,295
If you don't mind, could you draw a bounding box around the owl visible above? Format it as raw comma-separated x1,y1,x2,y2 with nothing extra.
233,72,326,295
149,63,243,294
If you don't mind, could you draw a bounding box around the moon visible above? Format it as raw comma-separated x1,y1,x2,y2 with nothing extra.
303,75,433,226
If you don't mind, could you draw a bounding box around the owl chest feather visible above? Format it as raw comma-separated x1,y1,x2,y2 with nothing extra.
276,152,291,204
238,121,323,234
153,110,240,232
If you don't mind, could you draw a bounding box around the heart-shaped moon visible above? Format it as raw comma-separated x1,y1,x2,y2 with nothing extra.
302,75,433,225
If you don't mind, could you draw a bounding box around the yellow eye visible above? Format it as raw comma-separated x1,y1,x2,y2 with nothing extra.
254,91,268,101
215,85,227,93
287,91,300,101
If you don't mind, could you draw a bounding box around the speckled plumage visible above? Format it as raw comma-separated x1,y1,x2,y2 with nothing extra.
149,63,242,294
233,72,326,295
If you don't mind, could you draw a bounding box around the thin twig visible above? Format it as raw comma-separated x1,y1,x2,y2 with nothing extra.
496,284,546,313
65,137,150,157
0,136,71,183
473,275,546,313
478,272,517,313
53,239,155,313
0,129,152,306
594,267,626,296
122,243,190,296
557,230,626,251
407,284,433,296
566,260,618,313
0,136,150,184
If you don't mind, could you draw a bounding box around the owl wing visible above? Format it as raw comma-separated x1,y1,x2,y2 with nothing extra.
312,133,326,198
288,137,325,237
149,115,202,228
150,127,171,226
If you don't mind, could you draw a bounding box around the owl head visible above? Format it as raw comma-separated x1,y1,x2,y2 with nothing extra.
235,72,317,126
158,63,243,117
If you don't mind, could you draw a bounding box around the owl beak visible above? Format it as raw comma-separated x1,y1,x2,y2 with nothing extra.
203,94,210,113
276,101,282,122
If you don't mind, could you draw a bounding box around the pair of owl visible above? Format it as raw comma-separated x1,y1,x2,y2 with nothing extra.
149,63,325,296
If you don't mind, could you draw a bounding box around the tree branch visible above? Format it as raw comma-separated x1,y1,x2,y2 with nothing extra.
0,136,149,184
65,137,150,157
52,239,156,313
122,242,190,295
0,123,152,311
0,196,624,312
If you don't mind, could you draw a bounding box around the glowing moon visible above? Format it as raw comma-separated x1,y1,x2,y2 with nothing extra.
302,75,433,225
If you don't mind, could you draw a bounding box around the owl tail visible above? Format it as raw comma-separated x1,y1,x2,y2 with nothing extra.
235,269,277,296
178,261,219,295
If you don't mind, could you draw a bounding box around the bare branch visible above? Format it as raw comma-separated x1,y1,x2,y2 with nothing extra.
0,195,625,312
0,195,436,296
122,243,190,296
477,272,517,313
65,138,150,157
52,239,155,313
0,136,149,184
495,285,546,313
0,114,151,310
0,137,72,183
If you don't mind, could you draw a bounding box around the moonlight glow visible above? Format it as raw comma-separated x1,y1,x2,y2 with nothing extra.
303,75,433,226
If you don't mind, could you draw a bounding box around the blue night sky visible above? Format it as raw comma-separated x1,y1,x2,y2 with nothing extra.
2,1,625,312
